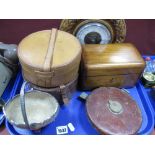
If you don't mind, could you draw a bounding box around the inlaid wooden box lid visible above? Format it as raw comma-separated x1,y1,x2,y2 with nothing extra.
82,43,145,76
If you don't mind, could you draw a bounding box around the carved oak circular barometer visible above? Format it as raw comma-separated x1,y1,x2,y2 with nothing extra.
60,19,126,44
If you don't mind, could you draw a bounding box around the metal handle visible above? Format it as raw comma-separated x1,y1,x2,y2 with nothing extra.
20,81,31,129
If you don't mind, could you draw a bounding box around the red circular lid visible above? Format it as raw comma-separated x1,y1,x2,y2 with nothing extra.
86,87,142,135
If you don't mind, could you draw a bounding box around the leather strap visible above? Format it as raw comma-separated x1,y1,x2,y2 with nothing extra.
43,28,57,72
29,75,78,104
60,85,71,104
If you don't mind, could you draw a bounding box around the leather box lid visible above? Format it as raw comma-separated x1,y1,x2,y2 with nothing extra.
86,87,142,135
18,30,81,71
82,43,146,76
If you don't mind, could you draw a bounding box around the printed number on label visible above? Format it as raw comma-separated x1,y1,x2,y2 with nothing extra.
56,126,68,135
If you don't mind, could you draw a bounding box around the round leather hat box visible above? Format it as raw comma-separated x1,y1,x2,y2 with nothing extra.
18,28,82,88
86,87,142,135
29,75,78,104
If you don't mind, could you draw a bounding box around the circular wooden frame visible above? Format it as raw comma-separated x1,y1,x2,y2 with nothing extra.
72,19,114,43
59,19,126,43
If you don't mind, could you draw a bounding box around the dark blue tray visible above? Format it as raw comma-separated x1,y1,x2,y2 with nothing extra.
141,56,155,125
5,71,155,135
145,89,155,122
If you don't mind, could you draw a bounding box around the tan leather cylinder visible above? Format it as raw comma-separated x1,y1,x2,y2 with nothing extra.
18,29,82,88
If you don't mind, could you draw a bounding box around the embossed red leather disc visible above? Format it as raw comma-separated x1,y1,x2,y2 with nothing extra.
86,87,142,135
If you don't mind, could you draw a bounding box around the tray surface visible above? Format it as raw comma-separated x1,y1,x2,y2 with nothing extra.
5,71,154,135
141,56,155,125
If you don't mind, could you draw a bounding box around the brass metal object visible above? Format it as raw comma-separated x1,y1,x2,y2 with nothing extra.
143,72,155,81
108,100,123,114
141,72,155,87
3,82,59,130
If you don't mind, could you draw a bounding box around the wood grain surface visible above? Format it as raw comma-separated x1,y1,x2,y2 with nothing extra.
80,43,145,90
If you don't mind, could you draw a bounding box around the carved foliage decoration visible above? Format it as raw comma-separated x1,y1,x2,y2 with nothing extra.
59,19,126,43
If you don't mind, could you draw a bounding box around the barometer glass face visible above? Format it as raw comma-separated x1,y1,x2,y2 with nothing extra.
75,22,112,44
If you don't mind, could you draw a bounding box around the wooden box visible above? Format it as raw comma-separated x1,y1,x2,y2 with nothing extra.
80,43,145,90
